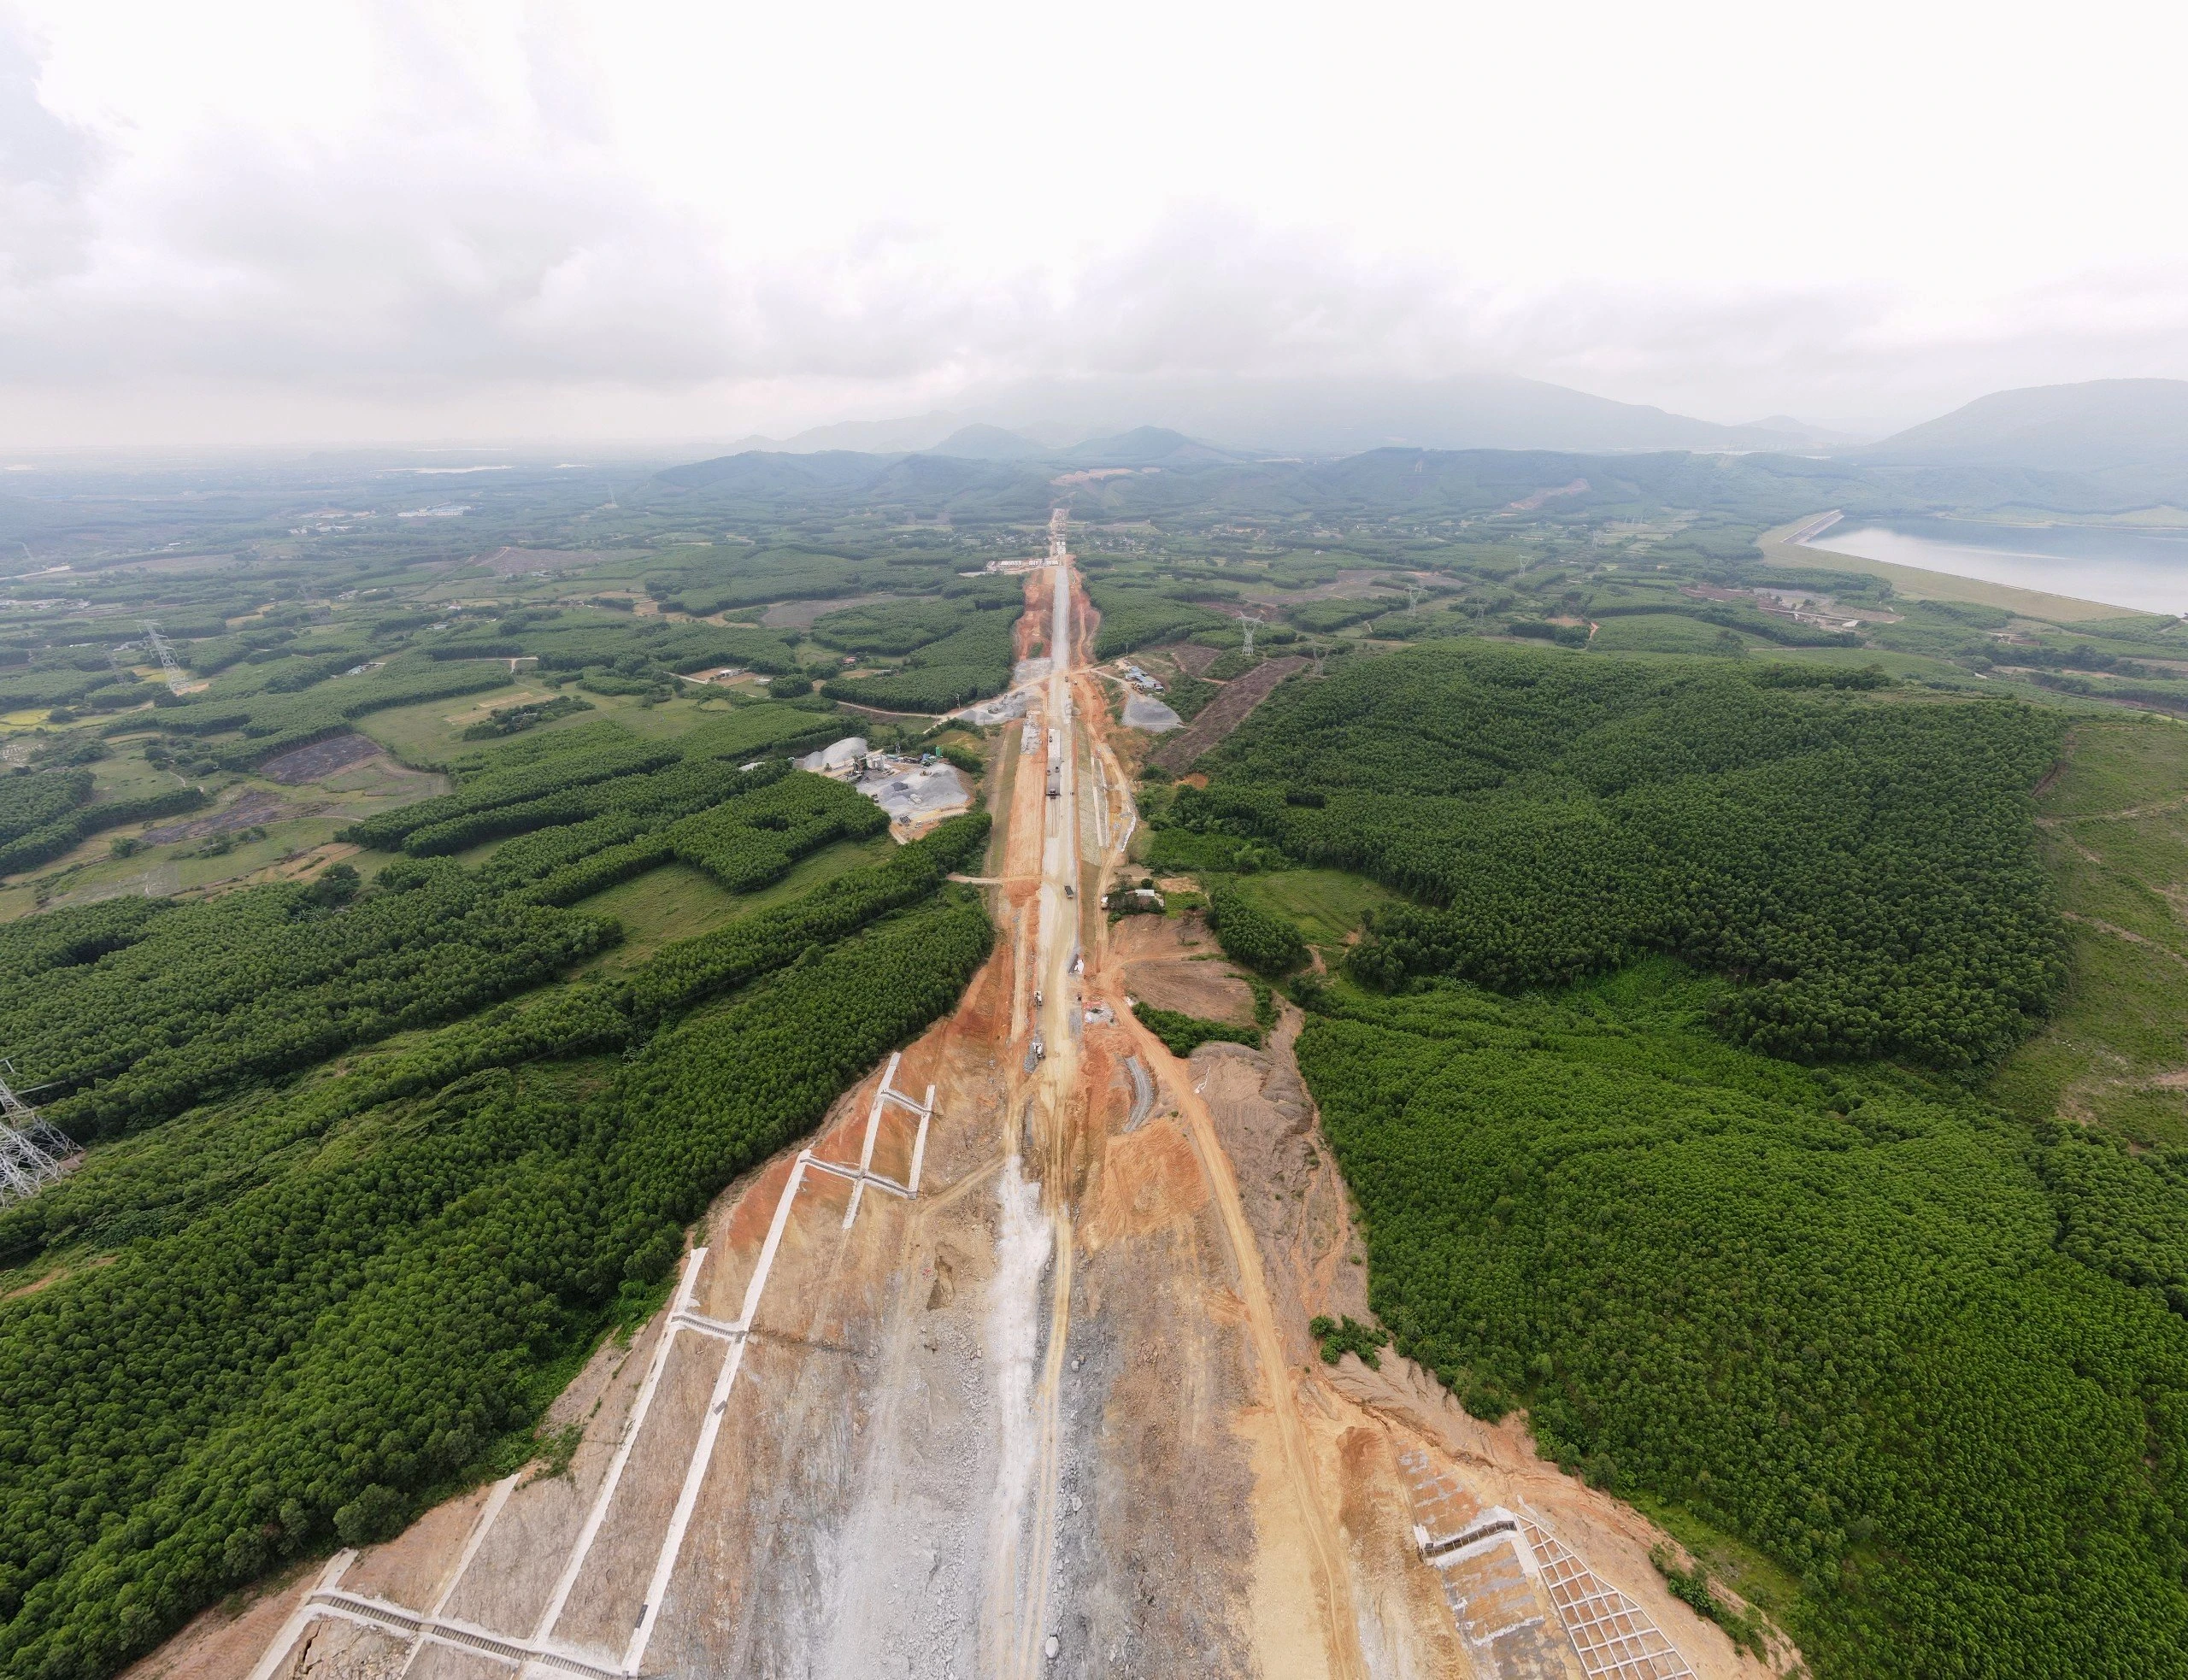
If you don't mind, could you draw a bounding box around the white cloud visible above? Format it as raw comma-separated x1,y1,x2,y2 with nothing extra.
0,0,2184,446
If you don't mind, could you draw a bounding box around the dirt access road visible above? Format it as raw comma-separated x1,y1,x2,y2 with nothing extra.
150,523,1780,1680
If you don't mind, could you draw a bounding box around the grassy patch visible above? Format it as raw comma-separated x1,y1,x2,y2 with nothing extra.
586,690,728,740
358,687,557,764
574,862,747,966
1990,716,2188,1143
1585,614,1750,655
576,834,897,969
1221,868,1403,954
169,820,350,890
1626,1489,1807,1627
2032,714,2188,817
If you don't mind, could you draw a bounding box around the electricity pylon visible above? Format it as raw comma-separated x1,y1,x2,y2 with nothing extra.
141,622,189,694
0,1060,78,1208
108,622,190,695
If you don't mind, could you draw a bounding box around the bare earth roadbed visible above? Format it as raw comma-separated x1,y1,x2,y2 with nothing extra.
132,551,1788,1680
1113,913,1258,1022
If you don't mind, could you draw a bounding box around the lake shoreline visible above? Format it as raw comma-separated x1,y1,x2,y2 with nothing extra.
1794,514,2188,618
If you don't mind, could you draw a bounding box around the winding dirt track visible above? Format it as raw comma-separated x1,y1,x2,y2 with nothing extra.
141,532,1784,1680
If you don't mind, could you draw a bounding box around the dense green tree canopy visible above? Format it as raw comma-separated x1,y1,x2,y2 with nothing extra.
0,770,92,845
1175,646,2067,1067
1297,967,2188,1677
820,614,1016,713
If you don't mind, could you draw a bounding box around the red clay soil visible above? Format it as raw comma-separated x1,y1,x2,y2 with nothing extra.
1149,655,1308,774
1111,913,1256,1021
1015,572,1049,661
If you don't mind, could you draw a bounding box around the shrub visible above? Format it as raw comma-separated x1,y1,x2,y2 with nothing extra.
1207,884,1306,974
1309,1313,1389,1369
1131,1000,1261,1056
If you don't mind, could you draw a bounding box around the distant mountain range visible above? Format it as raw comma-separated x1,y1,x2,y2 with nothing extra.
1056,426,1246,467
726,375,1857,461
685,377,2188,514
1863,379,2188,473
652,442,1859,524
1045,374,1849,457
1842,379,2188,508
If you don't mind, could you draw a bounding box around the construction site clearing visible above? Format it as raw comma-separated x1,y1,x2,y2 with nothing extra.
795,734,975,836
132,531,1792,1680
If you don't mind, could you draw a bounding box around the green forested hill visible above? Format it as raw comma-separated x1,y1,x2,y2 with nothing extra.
820,611,1016,712
1176,644,2066,1068
1157,643,2188,1674
1298,968,2188,1677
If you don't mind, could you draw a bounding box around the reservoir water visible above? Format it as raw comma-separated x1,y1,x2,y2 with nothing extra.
1802,516,2188,616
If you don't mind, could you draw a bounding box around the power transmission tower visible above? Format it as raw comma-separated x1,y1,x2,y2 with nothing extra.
140,621,189,695
0,1060,78,1208
1235,611,1259,657
1309,639,1327,678
1406,581,1426,617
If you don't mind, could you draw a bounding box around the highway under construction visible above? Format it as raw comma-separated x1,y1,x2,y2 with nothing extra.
191,520,1761,1680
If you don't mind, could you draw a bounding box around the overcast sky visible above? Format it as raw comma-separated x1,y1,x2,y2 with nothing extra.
3,0,2185,449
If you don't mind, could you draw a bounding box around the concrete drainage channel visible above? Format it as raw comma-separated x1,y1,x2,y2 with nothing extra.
1403,1453,1699,1680
1122,1054,1153,1130
247,1055,941,1680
